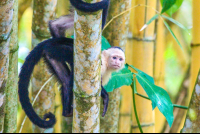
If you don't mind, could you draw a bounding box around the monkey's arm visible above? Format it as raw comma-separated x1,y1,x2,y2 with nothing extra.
49,15,74,38
101,78,109,117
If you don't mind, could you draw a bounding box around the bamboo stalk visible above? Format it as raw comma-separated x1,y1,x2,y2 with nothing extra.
4,0,18,132
130,0,157,132
0,0,14,132
72,0,102,132
31,0,57,132
101,0,132,133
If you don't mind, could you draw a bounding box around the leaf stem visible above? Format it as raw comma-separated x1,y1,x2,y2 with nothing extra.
135,93,150,100
131,80,143,133
173,104,188,109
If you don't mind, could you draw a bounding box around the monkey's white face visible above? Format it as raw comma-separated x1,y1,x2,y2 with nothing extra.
108,49,125,71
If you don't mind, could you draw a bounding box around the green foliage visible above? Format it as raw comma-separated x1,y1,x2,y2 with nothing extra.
163,19,182,49
104,64,133,92
160,0,176,14
161,0,184,16
101,36,111,50
128,64,174,127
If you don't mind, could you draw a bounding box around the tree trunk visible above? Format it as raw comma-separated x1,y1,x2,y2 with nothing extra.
3,0,18,132
0,0,14,132
31,0,57,132
72,0,102,132
100,0,131,133
181,69,200,133
129,0,157,132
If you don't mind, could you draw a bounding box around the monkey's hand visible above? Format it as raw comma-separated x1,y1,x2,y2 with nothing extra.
101,86,109,117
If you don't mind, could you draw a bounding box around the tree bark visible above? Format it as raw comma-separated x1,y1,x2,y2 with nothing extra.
31,0,57,132
101,0,132,133
3,0,18,132
72,0,102,132
181,70,200,133
0,0,14,132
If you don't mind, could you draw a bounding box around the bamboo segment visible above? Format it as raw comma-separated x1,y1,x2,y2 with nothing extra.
181,1,200,132
0,0,14,132
118,86,132,133
72,0,102,132
190,0,200,103
31,0,57,132
54,84,62,133
130,0,156,133
154,11,166,133
4,0,18,132
181,70,200,133
101,0,132,133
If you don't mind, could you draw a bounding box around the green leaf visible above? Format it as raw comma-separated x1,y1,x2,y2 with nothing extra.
104,65,133,92
140,14,159,31
128,64,155,84
161,14,188,30
72,35,111,51
160,0,176,14
102,36,111,50
163,20,182,49
161,0,184,16
135,73,174,127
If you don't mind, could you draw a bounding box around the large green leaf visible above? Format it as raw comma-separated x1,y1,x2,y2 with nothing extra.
161,0,184,16
135,73,174,127
104,65,133,92
160,0,176,14
102,36,111,50
128,64,155,84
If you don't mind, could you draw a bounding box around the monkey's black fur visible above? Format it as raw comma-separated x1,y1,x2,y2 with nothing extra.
18,0,110,129
18,38,74,128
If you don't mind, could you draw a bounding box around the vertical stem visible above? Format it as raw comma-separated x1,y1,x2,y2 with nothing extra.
4,0,18,132
72,0,102,132
31,0,57,132
0,0,14,132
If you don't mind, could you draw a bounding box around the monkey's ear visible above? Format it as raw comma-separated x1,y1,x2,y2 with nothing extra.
102,50,108,57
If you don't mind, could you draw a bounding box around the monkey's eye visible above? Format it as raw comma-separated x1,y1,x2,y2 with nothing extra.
119,58,123,61
113,57,117,59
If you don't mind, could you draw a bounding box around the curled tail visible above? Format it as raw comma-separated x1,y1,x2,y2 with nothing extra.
18,42,56,128
69,0,110,29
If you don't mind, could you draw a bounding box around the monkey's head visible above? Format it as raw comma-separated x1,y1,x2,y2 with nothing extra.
102,47,125,72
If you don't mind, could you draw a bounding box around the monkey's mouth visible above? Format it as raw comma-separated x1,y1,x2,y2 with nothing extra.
113,65,120,69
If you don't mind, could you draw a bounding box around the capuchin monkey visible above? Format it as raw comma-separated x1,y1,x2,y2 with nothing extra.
18,0,110,129
101,47,125,86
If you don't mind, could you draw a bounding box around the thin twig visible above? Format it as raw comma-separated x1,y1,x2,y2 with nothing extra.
103,4,160,31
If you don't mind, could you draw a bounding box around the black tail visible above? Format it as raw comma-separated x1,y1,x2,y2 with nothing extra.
69,0,110,29
18,42,56,128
